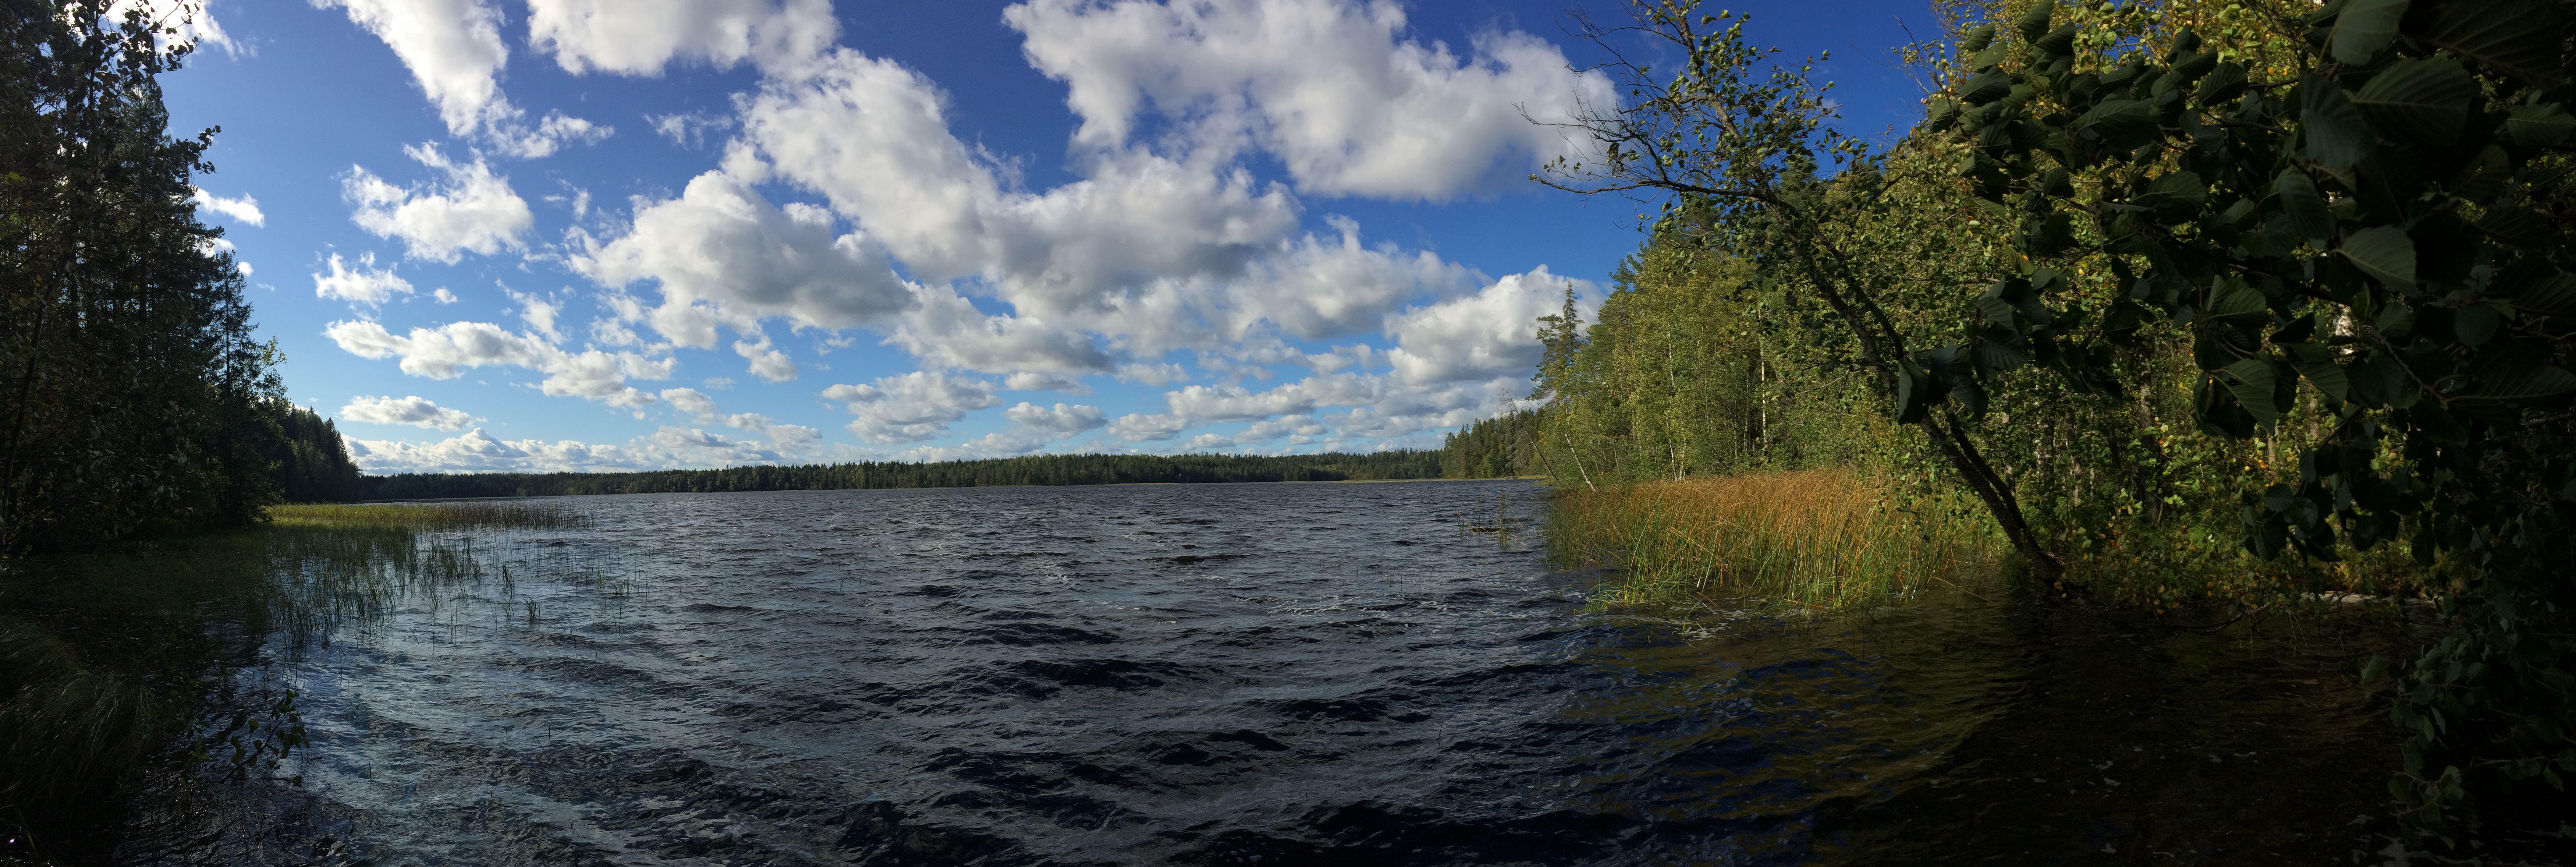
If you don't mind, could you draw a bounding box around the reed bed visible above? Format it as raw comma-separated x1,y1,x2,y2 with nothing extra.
271,500,587,531
1547,468,2001,611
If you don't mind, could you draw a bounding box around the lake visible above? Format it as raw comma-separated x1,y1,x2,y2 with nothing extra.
128,480,2576,864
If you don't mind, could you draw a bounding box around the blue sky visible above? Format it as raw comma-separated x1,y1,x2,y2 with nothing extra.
161,0,1939,473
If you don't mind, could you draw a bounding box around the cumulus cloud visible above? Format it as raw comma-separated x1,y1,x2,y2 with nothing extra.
570,171,915,344
1002,401,1106,434
347,428,647,473
324,319,674,408
1385,267,1590,384
659,386,825,452
1004,0,1614,199
820,370,1002,444
316,0,609,157
191,188,263,226
1107,412,1185,441
527,0,835,76
340,394,480,429
345,145,534,262
312,252,412,305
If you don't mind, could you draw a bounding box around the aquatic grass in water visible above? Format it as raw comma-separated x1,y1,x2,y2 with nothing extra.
0,499,590,855
1547,468,2002,610
272,500,589,531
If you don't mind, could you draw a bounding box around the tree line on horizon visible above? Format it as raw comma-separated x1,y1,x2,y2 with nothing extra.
357,450,1446,499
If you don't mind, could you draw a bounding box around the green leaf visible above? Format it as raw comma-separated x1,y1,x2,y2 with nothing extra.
2351,58,2478,146
2424,0,2568,86
1961,68,2014,105
2302,75,2376,169
2330,0,2409,65
2277,170,2336,242
2221,358,2289,425
2465,364,2576,401
1971,40,2010,71
2341,226,2418,289
2137,170,2208,222
1962,22,1998,53
2295,357,2353,404
2034,22,2079,59
2196,62,2249,106
2074,99,2159,151
2017,0,2056,39
2207,276,2271,323
2455,303,2502,345
1896,358,1940,423
2477,206,2554,248
2505,269,2576,316
2505,102,2576,148
2448,145,2511,203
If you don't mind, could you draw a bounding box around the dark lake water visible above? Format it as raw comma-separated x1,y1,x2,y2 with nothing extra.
136,481,2575,864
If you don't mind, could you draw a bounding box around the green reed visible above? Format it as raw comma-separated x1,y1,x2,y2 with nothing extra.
1547,468,2002,611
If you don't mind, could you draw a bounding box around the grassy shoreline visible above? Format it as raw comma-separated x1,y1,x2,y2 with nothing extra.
1546,468,2005,611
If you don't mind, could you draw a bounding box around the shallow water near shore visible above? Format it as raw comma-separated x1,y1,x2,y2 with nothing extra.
127,480,2574,864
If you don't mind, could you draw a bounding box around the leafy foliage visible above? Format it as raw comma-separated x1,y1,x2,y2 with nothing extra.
1533,0,2576,835
1917,0,2576,829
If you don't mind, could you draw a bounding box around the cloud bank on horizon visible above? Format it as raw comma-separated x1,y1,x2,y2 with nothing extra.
204,0,1625,474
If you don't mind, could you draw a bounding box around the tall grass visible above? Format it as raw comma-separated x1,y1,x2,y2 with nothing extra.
0,499,585,856
1547,468,2001,611
272,500,588,531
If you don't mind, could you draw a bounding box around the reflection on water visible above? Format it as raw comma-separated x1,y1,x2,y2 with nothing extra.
129,481,2573,864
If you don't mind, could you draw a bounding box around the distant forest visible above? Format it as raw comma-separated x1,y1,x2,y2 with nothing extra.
360,450,1450,499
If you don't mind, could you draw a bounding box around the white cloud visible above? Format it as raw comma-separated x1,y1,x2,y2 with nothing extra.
1004,371,1089,393
314,0,510,136
191,188,264,226
345,145,534,263
569,171,915,344
648,111,735,148
507,289,563,340
1004,0,1614,200
1002,401,1106,434
348,428,649,473
526,0,836,76
1108,412,1185,441
432,287,458,304
340,394,480,429
658,387,825,453
820,370,1002,444
312,252,412,305
316,0,609,157
734,333,799,382
886,287,1111,375
1385,267,1589,384
324,319,674,408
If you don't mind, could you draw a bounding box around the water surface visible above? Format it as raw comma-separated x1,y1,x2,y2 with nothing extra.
141,481,2574,864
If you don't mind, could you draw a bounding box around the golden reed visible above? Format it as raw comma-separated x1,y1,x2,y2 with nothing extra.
1546,468,1999,610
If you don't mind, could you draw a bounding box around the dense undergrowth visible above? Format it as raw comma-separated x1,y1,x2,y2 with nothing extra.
0,502,582,861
